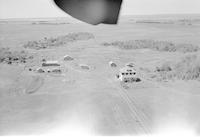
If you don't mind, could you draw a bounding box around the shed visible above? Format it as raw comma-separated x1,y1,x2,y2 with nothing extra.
63,55,74,61
109,61,117,67
80,64,90,70
42,60,60,67
125,62,136,68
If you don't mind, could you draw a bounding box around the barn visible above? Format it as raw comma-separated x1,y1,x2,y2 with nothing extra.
42,61,60,67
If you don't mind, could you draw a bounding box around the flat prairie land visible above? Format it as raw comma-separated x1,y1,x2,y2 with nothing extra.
0,15,200,135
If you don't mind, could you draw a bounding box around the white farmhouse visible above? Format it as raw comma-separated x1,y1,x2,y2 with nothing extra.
118,66,138,82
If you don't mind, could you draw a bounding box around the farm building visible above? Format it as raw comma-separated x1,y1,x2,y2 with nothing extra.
63,55,74,61
80,64,90,70
118,66,138,82
109,61,117,67
36,68,45,73
125,62,136,68
42,60,60,67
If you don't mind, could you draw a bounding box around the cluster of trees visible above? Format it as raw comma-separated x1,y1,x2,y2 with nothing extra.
0,48,32,65
24,32,95,50
102,40,199,53
155,54,200,81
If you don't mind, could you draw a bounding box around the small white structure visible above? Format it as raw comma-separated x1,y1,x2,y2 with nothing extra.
80,64,90,70
125,62,135,68
63,55,74,61
42,60,60,67
109,61,117,67
118,66,137,82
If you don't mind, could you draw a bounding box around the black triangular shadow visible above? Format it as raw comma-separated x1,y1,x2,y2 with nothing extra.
54,0,123,25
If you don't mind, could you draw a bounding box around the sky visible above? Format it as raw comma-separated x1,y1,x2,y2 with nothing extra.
0,0,200,19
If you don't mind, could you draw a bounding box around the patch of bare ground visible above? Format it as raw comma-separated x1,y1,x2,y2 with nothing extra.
25,75,44,94
23,32,95,50
9,74,45,96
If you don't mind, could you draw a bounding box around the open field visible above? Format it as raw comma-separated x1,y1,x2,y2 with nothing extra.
0,14,200,135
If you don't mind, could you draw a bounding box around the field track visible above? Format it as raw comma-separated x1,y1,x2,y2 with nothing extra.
105,76,152,134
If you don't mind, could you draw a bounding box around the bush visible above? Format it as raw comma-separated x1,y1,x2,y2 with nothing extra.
156,62,172,72
0,48,31,64
102,40,199,53
24,32,95,50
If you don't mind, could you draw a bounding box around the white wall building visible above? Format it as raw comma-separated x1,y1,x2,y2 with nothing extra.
42,60,60,67
118,66,137,82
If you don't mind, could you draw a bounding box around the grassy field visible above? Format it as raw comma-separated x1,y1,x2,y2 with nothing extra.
0,15,200,136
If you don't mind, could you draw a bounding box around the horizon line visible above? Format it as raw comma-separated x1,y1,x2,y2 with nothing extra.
0,13,200,20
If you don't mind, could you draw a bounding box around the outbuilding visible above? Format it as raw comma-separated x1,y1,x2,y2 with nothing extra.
80,64,90,70
63,55,74,61
42,60,60,67
125,62,135,68
109,61,117,67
